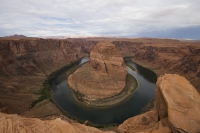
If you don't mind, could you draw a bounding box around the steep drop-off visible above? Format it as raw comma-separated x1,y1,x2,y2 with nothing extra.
0,38,98,114
114,38,200,93
118,74,200,133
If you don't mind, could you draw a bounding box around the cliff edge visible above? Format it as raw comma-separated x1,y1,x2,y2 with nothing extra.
118,74,200,133
0,112,114,133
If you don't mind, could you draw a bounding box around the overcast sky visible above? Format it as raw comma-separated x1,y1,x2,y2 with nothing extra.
0,0,200,39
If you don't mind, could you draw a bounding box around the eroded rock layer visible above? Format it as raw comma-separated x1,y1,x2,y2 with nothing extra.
0,112,114,133
1,71,200,132
118,74,200,133
0,38,97,114
68,42,127,102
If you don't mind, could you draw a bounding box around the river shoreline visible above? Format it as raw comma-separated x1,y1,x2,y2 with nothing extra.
52,57,156,126
72,73,138,107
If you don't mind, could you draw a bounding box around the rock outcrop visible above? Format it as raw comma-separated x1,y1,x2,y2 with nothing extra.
156,74,200,133
118,110,161,133
164,49,200,92
68,42,127,103
118,74,200,133
0,112,114,133
90,42,127,77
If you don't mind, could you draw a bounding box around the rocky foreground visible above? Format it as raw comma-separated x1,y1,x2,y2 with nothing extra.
68,42,127,103
119,74,200,133
0,74,199,133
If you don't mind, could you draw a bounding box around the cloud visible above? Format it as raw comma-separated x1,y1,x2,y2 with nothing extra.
0,0,200,39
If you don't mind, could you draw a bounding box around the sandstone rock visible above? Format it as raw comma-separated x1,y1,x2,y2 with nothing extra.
118,110,159,133
21,99,63,118
135,46,158,61
118,73,200,133
151,127,172,133
112,41,143,57
0,39,99,77
68,42,127,102
90,42,127,77
0,38,97,114
1,38,200,133
0,112,114,133
156,74,200,133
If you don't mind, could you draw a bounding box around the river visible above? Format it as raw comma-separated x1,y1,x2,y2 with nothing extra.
51,57,157,125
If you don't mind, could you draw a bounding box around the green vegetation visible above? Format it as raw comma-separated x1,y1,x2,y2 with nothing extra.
31,80,51,107
31,58,139,129
128,73,138,93
127,64,136,71
65,64,80,76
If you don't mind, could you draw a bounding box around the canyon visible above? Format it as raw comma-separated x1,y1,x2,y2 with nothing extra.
0,37,200,133
68,42,127,104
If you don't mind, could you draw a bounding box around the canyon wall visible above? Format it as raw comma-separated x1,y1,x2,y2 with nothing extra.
0,39,85,76
113,39,200,93
0,38,98,114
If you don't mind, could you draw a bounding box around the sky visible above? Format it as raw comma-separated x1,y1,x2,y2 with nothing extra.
0,0,200,39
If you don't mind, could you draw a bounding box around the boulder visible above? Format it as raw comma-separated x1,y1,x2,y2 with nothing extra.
156,74,200,133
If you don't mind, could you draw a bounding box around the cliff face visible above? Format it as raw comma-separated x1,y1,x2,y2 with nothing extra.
112,39,200,93
0,39,87,76
0,39,94,114
164,48,200,90
90,42,127,77
135,47,200,92
118,74,200,133
112,41,143,57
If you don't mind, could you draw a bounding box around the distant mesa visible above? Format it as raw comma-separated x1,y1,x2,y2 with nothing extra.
68,42,127,104
4,34,27,38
